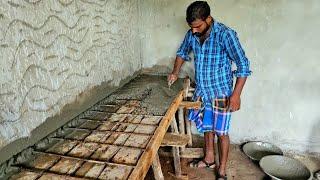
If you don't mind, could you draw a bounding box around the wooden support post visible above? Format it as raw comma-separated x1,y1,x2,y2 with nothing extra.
185,111,192,147
178,107,185,152
170,116,185,178
171,117,179,133
178,107,185,135
152,153,164,180
128,91,183,180
172,146,182,177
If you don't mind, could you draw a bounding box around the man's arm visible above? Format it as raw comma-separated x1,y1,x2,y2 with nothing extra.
228,77,247,111
224,30,251,112
167,56,185,84
168,31,192,84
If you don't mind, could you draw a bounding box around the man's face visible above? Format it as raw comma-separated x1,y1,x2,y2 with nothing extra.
189,17,211,37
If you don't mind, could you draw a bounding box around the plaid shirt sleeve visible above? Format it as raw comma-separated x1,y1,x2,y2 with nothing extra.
224,30,252,77
176,31,192,61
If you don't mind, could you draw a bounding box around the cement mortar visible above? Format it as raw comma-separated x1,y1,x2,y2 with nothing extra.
107,74,183,116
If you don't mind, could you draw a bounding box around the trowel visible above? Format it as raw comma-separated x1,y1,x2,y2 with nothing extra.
161,79,176,97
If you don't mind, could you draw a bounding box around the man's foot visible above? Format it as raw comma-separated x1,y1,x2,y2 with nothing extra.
189,159,216,169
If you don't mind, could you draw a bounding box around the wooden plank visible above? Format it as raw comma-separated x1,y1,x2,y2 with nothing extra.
152,153,164,180
160,133,190,147
178,107,185,152
178,107,185,135
158,148,204,159
185,117,193,147
128,91,184,180
170,117,179,133
170,117,182,177
172,146,181,176
179,101,201,109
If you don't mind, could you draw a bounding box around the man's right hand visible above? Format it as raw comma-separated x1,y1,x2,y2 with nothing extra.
167,73,178,86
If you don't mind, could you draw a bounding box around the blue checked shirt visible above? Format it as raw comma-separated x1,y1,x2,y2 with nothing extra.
177,21,251,101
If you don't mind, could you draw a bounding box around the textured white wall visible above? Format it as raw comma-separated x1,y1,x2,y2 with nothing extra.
0,0,141,149
140,0,320,154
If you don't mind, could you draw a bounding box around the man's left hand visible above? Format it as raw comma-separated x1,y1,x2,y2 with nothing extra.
228,94,241,112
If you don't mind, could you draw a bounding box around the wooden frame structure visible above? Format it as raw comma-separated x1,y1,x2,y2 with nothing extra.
9,77,199,180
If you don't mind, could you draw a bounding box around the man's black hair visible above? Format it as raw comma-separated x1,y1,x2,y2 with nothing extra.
186,1,211,24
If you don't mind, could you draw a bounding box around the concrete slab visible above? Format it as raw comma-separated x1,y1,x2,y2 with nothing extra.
112,147,142,165
9,170,41,180
98,164,133,180
91,145,120,161
75,162,105,178
49,158,83,174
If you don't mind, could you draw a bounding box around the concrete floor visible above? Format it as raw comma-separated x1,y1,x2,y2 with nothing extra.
146,135,266,180
146,134,320,180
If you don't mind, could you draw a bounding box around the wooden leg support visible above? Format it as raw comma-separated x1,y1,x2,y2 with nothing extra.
152,153,164,180
185,111,192,147
178,107,186,152
168,117,188,180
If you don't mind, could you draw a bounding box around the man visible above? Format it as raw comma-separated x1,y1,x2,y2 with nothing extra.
167,1,251,179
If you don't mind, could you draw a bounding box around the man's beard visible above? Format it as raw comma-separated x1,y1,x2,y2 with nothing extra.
193,23,210,37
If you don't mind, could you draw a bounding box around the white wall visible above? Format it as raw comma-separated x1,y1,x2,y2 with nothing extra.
0,0,141,150
140,0,320,154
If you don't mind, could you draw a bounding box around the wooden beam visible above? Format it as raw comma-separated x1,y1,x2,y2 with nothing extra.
160,133,190,147
185,117,192,147
172,145,181,176
158,148,204,159
179,101,201,109
152,153,164,180
128,91,184,180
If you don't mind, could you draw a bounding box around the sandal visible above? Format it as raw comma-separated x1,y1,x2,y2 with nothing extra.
189,159,216,169
216,174,227,180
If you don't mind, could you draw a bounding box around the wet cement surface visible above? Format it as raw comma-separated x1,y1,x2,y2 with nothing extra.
106,74,183,116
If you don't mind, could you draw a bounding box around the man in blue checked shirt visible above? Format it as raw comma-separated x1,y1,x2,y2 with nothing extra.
167,1,251,179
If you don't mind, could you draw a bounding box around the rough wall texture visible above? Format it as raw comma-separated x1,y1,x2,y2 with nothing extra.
140,0,320,154
0,0,140,150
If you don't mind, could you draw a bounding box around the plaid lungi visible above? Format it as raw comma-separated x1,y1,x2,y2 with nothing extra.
188,97,231,136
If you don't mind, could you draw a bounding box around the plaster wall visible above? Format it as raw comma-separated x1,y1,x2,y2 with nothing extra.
0,0,141,162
